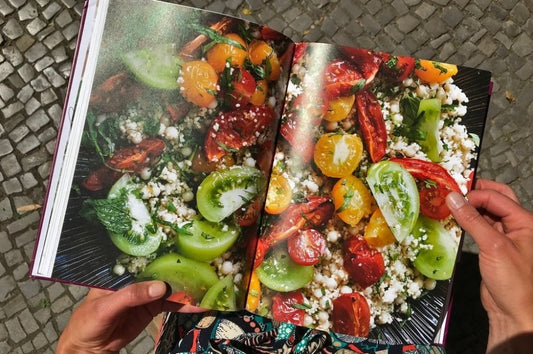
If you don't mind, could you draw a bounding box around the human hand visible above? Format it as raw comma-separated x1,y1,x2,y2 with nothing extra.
446,179,533,353
56,281,195,353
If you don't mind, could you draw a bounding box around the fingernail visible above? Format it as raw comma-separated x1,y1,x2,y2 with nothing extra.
148,281,167,298
446,191,467,209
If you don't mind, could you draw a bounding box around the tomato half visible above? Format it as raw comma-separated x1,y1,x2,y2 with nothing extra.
313,133,363,178
271,290,306,326
419,183,451,220
179,61,218,108
415,60,458,84
343,235,385,288
221,68,256,109
206,33,247,73
248,40,281,81
331,175,373,227
264,174,292,214
331,293,370,337
249,79,268,106
199,275,237,311
379,53,416,82
323,60,365,99
364,208,396,248
287,229,326,266
324,95,355,122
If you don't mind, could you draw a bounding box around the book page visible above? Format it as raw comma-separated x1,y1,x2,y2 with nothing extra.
45,0,293,310
248,42,491,344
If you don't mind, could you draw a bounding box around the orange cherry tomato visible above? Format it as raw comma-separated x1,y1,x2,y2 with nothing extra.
179,61,218,108
415,59,458,83
364,208,396,247
249,79,268,106
248,40,281,81
324,95,355,122
245,270,262,312
332,292,371,337
264,174,292,214
206,33,247,72
331,175,373,226
313,133,363,178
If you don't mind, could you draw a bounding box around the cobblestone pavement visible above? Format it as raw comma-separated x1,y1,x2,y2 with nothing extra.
1,0,532,353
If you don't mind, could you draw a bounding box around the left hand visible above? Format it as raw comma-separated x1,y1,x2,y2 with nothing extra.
56,281,191,353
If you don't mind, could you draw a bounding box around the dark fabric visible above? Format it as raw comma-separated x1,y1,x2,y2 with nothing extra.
156,310,446,354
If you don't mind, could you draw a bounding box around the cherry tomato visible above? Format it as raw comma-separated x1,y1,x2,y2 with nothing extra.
419,183,451,220
324,94,355,122
364,208,396,247
323,60,365,99
415,59,458,83
206,33,247,73
314,133,363,178
236,197,262,227
245,270,262,312
249,79,268,106
248,40,281,81
221,68,256,109
271,290,306,326
265,174,292,214
343,234,385,288
179,60,218,108
280,93,328,162
331,175,373,227
287,229,327,266
166,291,196,305
293,43,308,63
339,47,382,85
331,292,371,337
260,26,286,41
379,53,416,82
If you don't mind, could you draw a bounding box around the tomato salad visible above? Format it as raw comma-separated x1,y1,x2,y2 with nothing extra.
80,17,293,311
250,43,478,336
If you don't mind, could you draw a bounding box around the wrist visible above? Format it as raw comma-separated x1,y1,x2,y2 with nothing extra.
487,312,533,353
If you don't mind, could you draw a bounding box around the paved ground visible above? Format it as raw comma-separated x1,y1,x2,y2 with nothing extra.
1,0,532,353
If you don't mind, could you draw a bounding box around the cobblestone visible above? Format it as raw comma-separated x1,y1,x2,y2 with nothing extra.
1,0,532,353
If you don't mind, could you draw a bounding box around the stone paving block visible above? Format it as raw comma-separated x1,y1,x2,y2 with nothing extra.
0,275,17,302
5,317,26,343
3,18,25,40
18,2,37,20
0,61,15,82
26,17,46,35
0,231,13,252
24,96,40,114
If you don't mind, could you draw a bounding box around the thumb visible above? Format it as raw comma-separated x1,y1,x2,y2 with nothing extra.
446,191,505,253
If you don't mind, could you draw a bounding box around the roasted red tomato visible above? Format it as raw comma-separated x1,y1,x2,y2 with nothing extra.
339,47,382,86
236,197,262,227
280,93,328,162
419,183,452,220
389,158,462,193
293,43,308,63
379,53,416,82
343,234,385,288
220,68,256,109
204,105,275,162
287,229,327,266
271,290,306,326
355,90,387,162
323,59,365,99
331,292,371,337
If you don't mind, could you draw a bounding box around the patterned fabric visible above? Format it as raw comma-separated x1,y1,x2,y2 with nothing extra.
155,310,446,354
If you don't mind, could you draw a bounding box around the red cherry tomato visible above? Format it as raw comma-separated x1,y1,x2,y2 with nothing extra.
287,229,327,266
419,183,452,220
339,47,382,85
221,68,256,109
271,290,306,326
166,291,196,305
331,292,370,337
379,53,416,82
236,197,262,227
343,235,385,288
323,60,365,99
293,43,308,63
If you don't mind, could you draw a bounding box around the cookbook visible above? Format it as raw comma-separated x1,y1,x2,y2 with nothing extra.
30,0,491,345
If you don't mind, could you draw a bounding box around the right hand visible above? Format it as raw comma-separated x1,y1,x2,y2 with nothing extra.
446,179,533,352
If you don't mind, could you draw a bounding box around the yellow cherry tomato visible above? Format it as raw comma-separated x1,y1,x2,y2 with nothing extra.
324,95,355,122
206,33,248,72
364,208,396,247
249,79,268,106
245,270,262,312
332,175,373,226
313,133,363,178
264,174,292,214
179,61,218,108
415,60,458,83
248,40,281,81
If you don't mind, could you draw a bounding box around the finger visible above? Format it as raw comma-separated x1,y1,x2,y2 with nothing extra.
467,189,527,222
95,281,169,320
446,192,507,252
474,179,519,202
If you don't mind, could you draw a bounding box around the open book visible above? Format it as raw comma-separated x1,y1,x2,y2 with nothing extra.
30,0,491,345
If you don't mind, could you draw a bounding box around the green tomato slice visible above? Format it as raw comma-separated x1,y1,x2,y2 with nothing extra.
256,247,314,292
122,44,182,90
176,217,241,262
197,166,264,223
413,215,458,280
137,253,219,302
415,98,443,162
106,175,162,256
199,275,237,311
367,160,420,242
